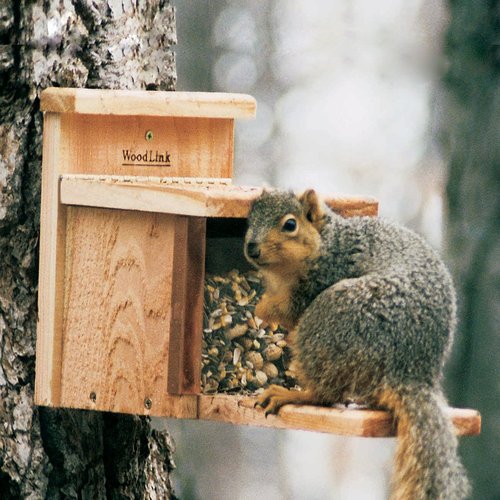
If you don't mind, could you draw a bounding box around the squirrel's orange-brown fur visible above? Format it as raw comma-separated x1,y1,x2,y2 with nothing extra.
245,189,470,500
250,190,324,330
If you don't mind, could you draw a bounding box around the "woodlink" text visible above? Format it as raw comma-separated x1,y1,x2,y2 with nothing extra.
122,149,172,166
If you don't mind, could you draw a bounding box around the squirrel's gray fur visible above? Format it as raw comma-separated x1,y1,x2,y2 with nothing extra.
246,190,470,500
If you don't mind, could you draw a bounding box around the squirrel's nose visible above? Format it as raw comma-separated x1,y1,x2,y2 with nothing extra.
246,241,261,259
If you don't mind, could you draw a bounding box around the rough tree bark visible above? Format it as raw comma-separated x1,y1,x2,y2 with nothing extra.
0,2,177,498
443,1,499,499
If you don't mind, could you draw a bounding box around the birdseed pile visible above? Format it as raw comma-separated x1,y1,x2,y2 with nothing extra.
202,269,298,394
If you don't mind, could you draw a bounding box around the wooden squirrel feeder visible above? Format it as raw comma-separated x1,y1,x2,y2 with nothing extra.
35,88,480,438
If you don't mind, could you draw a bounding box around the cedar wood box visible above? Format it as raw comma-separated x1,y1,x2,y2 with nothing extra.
34,88,479,438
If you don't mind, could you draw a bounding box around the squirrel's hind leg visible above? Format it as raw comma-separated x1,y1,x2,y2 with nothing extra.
256,385,317,416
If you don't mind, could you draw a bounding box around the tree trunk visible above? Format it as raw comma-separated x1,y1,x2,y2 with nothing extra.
0,1,177,498
443,1,499,499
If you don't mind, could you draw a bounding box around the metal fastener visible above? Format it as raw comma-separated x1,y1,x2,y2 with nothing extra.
145,130,154,141
144,398,152,409
89,391,97,402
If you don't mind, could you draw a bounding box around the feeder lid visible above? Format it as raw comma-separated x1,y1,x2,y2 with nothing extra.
40,87,256,119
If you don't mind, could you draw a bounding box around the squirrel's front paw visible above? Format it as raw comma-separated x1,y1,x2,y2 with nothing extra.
255,385,315,417
256,385,291,416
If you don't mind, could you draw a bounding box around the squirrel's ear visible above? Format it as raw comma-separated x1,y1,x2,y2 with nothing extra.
259,186,273,198
299,189,326,230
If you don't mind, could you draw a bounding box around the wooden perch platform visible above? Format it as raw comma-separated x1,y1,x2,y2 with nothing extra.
60,174,379,218
197,395,481,438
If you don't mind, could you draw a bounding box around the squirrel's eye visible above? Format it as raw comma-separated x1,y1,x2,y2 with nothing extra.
282,218,297,232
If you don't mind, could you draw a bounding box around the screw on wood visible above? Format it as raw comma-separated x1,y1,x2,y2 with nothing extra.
89,391,97,403
144,398,152,409
145,130,154,141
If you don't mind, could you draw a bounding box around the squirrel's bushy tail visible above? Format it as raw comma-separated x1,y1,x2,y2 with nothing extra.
380,384,470,500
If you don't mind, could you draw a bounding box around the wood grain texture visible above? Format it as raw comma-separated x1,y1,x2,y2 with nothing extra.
59,206,196,417
58,114,235,179
35,113,66,407
41,88,257,118
60,175,380,218
165,216,205,395
451,408,482,436
181,218,206,393
197,395,481,437
166,216,189,394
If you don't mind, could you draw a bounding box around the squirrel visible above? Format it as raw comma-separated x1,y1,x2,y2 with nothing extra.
244,189,470,500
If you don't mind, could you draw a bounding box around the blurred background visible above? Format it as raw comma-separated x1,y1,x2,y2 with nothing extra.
158,1,499,498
